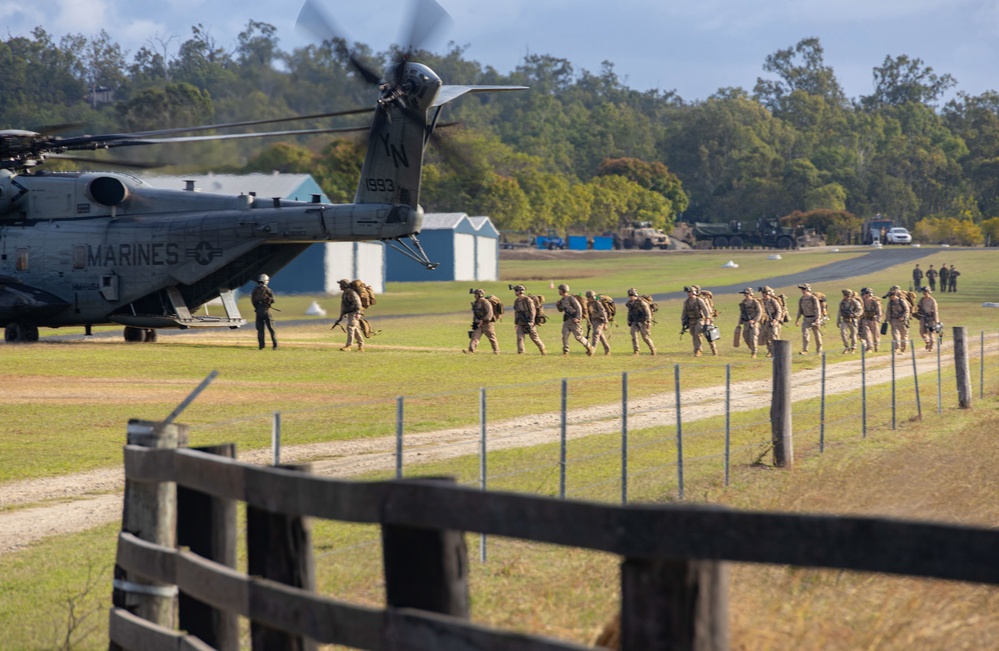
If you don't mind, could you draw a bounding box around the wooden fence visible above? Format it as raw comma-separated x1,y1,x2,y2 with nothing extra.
108,412,999,651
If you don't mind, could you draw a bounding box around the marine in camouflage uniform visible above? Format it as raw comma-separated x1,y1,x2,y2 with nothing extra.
251,274,278,350
682,286,716,357
911,264,923,290
338,278,365,351
556,284,593,356
758,287,784,358
884,285,911,352
916,287,940,351
585,290,611,355
837,289,864,353
512,285,546,355
925,265,938,292
736,288,762,358
467,288,499,354
858,287,883,352
625,288,656,356
938,264,949,292
795,283,823,355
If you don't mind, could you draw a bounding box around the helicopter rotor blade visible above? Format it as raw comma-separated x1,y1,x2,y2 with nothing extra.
90,124,371,149
296,0,382,86
400,0,453,56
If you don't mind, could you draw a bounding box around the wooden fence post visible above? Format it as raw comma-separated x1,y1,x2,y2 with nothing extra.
771,339,793,467
954,326,973,408
382,478,470,618
247,464,317,651
619,557,729,650
177,444,238,651
111,419,187,647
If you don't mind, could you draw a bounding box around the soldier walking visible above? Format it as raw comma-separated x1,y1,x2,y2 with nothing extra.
858,287,883,352
585,290,611,355
911,264,923,290
251,274,278,350
556,284,593,356
939,264,949,292
837,289,864,353
466,288,499,354
625,288,656,356
795,283,824,355
681,286,716,357
736,288,761,358
758,286,784,358
917,286,940,351
512,284,546,355
947,264,960,292
885,286,911,352
337,278,365,352
925,264,938,292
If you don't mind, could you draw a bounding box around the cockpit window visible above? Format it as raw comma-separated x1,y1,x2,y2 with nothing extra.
15,248,28,271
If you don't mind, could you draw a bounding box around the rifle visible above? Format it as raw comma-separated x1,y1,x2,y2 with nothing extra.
330,315,344,331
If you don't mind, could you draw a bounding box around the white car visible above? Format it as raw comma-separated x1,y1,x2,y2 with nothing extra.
885,227,912,244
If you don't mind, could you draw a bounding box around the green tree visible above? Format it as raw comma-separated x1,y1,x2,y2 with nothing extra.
862,55,956,109
754,37,846,115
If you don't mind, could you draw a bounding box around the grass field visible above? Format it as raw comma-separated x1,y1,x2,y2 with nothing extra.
1,245,997,649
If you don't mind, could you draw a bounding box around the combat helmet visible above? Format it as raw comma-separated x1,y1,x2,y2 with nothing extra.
257,274,269,284
557,283,570,292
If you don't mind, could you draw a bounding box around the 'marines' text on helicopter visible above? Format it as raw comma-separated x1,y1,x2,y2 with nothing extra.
0,0,523,343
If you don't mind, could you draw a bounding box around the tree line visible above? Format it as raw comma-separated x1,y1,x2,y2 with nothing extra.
4,25,999,244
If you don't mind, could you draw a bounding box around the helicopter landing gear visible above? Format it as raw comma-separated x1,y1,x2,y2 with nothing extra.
4,322,39,343
123,326,157,343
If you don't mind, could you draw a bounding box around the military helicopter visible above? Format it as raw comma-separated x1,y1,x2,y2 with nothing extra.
0,0,524,343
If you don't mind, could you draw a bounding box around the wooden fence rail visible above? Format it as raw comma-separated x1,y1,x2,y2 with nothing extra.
111,432,999,651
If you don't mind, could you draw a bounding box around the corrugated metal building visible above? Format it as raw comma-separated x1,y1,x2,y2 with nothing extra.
140,173,385,294
386,212,499,282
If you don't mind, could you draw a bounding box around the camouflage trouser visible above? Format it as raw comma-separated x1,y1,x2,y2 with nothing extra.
630,322,655,354
516,322,546,354
469,320,499,353
345,313,364,349
800,318,823,352
859,318,880,351
562,319,590,354
919,319,936,350
761,320,782,355
589,321,610,354
741,321,759,354
691,321,717,355
256,314,277,349
889,318,909,351
839,319,859,351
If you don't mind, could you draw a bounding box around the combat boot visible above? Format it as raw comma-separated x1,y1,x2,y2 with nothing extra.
694,350,702,357
750,352,757,359
633,350,640,356
650,349,656,356
340,346,351,352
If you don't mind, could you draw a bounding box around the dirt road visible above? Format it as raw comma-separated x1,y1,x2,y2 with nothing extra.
0,340,971,555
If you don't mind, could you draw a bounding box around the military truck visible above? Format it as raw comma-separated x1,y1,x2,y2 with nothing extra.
861,215,896,244
689,216,796,249
617,221,671,250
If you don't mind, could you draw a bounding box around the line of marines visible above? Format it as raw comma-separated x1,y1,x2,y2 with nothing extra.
464,282,942,357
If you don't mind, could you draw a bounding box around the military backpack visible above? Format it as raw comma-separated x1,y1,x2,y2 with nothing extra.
597,295,617,322
529,294,547,325
349,279,377,309
699,289,719,317
486,294,504,320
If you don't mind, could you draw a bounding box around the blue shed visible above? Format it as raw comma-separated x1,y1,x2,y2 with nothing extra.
386,213,499,282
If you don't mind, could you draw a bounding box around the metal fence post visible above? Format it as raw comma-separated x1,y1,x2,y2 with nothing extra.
272,411,281,466
861,345,867,438
937,334,943,414
911,345,922,419
622,371,628,505
675,364,684,500
820,352,826,453
981,331,985,400
560,378,567,500
396,397,404,479
480,388,487,562
891,345,897,429
725,365,731,486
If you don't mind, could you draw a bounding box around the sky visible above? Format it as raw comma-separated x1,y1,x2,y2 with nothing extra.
3,0,999,103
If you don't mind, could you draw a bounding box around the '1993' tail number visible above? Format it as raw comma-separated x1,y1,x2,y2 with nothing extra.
365,178,396,192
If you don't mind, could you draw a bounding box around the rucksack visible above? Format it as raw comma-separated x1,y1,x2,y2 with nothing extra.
486,294,503,320
904,290,918,312
640,295,659,321
350,279,376,309
777,294,789,322
529,294,547,325
813,291,828,317
598,295,616,322
699,290,718,317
